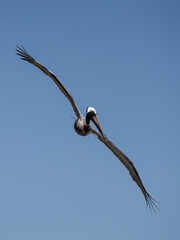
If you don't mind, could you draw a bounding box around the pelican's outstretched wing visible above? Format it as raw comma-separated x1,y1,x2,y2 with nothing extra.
16,45,81,118
91,127,159,213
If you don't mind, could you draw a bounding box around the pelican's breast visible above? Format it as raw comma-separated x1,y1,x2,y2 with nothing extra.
74,118,91,136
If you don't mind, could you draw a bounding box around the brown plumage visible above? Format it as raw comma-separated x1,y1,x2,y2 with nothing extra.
16,45,159,213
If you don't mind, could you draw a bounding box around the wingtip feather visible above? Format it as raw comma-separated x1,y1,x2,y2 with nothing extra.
15,45,34,63
145,193,160,214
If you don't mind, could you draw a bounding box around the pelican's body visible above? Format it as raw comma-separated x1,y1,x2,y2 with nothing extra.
74,117,90,136
16,45,159,213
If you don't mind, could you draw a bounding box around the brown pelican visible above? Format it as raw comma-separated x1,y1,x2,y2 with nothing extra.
16,45,159,213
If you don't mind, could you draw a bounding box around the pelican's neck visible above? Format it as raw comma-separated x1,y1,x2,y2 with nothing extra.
86,114,90,125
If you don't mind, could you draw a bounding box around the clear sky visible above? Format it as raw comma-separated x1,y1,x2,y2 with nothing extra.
0,0,180,239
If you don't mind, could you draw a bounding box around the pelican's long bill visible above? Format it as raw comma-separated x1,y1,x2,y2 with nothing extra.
90,114,106,138
86,106,106,138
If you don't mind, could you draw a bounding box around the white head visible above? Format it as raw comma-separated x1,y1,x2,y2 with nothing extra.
86,106,97,114
85,106,106,137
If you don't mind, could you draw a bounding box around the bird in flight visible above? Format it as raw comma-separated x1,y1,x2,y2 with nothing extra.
16,45,159,213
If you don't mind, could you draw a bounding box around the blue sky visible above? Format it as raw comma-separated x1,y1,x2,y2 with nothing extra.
0,0,180,239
